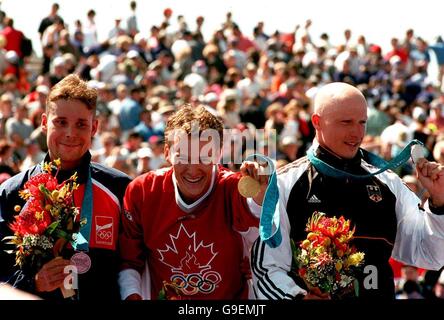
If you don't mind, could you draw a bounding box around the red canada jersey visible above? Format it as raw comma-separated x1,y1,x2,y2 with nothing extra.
120,165,259,299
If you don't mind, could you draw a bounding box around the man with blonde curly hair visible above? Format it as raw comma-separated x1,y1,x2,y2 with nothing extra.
119,105,267,300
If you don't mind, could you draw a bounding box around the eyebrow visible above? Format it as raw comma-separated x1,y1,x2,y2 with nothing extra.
53,117,89,122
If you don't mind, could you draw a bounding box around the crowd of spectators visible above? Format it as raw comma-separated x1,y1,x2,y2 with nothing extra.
1,1,444,299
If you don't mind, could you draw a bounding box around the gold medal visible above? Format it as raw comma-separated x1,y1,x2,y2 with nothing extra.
238,176,261,198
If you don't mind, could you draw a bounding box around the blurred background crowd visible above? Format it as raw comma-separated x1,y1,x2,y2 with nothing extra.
1,1,444,299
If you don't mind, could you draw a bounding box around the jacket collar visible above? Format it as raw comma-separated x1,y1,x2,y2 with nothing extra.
315,145,363,173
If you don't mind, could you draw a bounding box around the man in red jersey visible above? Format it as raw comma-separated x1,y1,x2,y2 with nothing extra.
119,105,268,299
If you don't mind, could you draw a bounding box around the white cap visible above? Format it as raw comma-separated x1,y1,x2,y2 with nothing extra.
412,106,427,121
53,56,65,67
137,147,153,159
204,92,219,104
221,89,238,102
127,50,139,59
36,85,50,95
5,50,19,64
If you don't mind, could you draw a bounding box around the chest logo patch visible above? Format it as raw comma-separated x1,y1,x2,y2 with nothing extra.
366,185,383,203
308,194,321,203
95,216,114,245
158,224,221,296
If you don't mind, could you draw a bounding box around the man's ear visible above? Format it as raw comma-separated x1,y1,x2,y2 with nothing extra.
312,113,321,130
91,118,99,137
164,143,172,165
41,113,48,134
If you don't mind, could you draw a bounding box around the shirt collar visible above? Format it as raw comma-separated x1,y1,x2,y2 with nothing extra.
172,165,217,213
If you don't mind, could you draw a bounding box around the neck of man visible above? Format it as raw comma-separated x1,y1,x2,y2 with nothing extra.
49,153,82,171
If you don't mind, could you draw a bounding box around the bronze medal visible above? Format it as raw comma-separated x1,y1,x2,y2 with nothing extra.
70,252,92,274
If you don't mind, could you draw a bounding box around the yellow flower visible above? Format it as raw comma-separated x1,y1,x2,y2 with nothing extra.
35,211,44,221
335,261,342,271
315,246,325,254
346,252,364,267
42,162,52,173
51,190,59,201
301,240,311,249
54,158,61,167
70,172,78,181
14,205,21,212
19,190,30,200
307,232,317,241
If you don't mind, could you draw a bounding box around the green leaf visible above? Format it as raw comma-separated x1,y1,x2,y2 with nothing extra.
46,221,60,235
53,229,71,241
158,287,166,300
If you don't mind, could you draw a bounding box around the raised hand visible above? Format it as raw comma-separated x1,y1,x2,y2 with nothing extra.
416,158,444,207
239,161,270,206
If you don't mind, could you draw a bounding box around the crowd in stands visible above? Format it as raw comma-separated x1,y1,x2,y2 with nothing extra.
1,1,444,299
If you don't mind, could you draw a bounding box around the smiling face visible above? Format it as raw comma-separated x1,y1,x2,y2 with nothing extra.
312,83,368,159
42,99,98,169
165,136,220,204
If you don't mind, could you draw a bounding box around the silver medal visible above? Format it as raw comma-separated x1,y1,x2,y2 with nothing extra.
411,144,426,165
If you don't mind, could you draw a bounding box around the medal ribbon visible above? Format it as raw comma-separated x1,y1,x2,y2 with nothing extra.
72,167,93,252
307,139,425,180
245,154,281,248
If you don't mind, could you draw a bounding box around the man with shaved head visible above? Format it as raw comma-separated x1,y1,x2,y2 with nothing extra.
252,82,444,300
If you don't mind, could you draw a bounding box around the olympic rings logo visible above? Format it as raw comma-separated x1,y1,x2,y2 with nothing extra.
170,271,222,295
97,230,112,240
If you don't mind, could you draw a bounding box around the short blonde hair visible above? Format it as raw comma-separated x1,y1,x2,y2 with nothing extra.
165,105,224,147
47,74,97,113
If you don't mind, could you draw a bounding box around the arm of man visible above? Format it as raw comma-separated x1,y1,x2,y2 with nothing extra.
118,179,148,300
249,162,311,299
388,159,444,269
250,197,307,299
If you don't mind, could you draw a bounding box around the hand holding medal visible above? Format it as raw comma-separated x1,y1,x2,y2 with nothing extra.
238,160,270,203
238,154,282,247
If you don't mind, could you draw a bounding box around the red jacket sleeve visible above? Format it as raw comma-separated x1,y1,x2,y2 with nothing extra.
119,176,146,274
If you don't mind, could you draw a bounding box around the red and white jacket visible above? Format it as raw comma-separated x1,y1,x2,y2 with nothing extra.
119,165,260,300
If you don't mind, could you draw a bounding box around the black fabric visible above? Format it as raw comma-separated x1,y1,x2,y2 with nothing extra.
0,152,131,300
286,146,398,299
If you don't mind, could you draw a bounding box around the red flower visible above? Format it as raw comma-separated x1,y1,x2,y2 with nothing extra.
294,212,365,298
4,159,81,271
10,204,51,236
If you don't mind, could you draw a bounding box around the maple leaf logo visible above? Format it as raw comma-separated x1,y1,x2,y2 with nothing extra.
158,224,218,274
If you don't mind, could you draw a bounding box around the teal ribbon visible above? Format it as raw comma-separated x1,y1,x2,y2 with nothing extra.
307,139,425,179
72,168,93,252
245,154,281,248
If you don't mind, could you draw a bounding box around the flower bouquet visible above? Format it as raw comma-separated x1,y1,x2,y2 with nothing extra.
158,280,183,300
292,211,365,299
3,159,81,297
